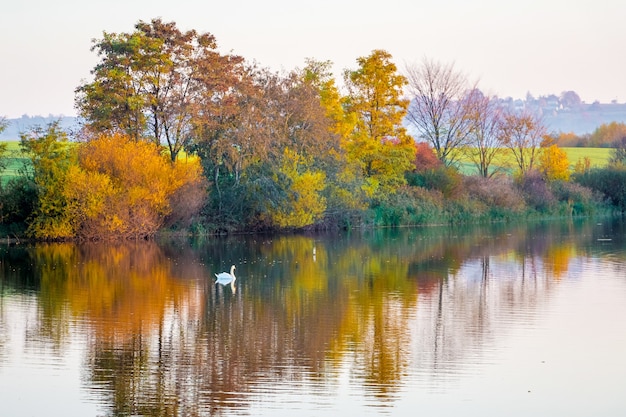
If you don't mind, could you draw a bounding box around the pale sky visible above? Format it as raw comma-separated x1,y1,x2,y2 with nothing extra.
1,0,625,118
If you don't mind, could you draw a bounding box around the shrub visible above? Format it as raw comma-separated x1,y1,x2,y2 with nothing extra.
550,180,596,215
0,176,37,227
464,175,526,213
406,166,464,199
63,134,206,239
573,167,626,212
372,186,444,226
517,170,556,212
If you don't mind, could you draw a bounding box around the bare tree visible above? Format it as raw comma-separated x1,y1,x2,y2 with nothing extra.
405,58,475,166
464,90,504,178
498,109,547,175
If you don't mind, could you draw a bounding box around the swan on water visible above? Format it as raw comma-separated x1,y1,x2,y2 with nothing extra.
215,265,236,285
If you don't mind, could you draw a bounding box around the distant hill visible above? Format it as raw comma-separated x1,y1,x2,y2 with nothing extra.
0,116,79,141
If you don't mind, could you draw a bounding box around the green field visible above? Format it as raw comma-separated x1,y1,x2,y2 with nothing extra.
456,147,611,175
0,141,28,185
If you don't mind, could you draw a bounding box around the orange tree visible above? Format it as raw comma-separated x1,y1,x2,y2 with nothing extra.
64,133,205,239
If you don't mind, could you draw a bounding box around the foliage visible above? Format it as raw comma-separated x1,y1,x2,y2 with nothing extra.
464,90,505,177
413,142,442,171
551,131,586,147
573,156,592,175
193,62,349,231
0,117,7,172
550,180,596,215
538,144,570,181
406,166,463,199
463,175,525,213
371,186,444,227
266,148,327,228
19,122,76,239
0,176,37,228
65,133,205,239
76,18,245,162
573,167,626,212
588,122,626,147
516,170,556,212
343,50,415,198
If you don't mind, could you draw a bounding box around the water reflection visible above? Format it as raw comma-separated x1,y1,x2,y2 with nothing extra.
0,217,625,416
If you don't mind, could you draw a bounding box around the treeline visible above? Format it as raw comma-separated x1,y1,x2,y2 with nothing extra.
550,121,626,147
0,18,625,240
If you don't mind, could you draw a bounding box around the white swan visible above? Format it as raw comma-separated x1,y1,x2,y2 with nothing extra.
215,265,236,285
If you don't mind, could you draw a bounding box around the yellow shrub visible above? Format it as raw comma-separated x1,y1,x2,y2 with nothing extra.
65,134,204,239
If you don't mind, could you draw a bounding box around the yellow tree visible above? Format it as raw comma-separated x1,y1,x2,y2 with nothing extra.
20,122,76,239
343,50,416,198
268,148,326,228
303,59,367,216
538,144,570,181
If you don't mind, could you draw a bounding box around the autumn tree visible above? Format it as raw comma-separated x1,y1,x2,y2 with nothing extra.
464,89,504,177
267,148,327,228
405,58,475,166
75,18,244,162
190,60,349,229
413,141,442,172
538,144,570,181
19,122,76,239
498,109,547,175
303,59,367,221
343,49,415,198
64,133,205,239
588,122,626,147
256,64,351,228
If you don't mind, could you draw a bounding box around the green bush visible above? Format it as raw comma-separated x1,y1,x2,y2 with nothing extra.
406,166,464,199
550,180,597,215
372,186,444,227
0,176,37,227
573,167,626,212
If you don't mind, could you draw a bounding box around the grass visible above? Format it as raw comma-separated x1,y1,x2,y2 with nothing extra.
562,147,610,168
454,147,611,175
0,141,28,185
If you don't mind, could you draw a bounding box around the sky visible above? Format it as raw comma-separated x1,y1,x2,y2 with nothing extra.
1,0,625,119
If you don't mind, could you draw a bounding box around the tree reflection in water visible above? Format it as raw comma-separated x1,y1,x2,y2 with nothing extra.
0,217,624,415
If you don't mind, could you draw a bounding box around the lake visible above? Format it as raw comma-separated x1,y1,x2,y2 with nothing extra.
0,217,625,416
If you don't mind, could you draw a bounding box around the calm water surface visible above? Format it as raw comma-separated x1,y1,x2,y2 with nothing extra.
0,218,625,416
